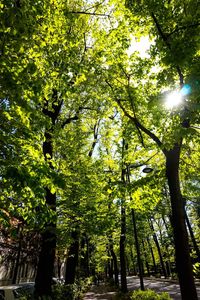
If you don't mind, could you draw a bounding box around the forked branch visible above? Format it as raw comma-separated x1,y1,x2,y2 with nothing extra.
116,99,166,155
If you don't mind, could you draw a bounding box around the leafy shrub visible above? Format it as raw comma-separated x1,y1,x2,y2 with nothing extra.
52,277,93,300
52,283,78,300
18,277,93,300
130,289,172,300
115,291,130,300
78,276,93,294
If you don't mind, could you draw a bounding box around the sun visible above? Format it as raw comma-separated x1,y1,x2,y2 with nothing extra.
165,90,183,109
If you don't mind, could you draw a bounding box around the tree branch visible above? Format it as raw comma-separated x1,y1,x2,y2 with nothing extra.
116,99,166,155
61,115,79,129
167,22,200,37
61,103,93,129
128,151,159,168
42,90,63,125
151,12,184,86
67,11,109,17
88,119,101,157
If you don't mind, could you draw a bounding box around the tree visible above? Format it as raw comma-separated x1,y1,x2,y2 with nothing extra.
101,1,200,298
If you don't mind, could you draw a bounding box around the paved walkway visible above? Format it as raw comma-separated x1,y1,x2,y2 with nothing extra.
127,276,200,299
84,276,200,300
83,284,117,300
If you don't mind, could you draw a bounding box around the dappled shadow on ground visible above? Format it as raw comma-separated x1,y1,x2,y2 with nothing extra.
84,284,117,300
127,277,182,299
84,277,200,300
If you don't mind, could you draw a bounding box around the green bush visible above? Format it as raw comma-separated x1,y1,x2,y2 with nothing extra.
52,277,93,300
18,277,93,300
78,276,93,294
130,289,172,300
52,283,79,300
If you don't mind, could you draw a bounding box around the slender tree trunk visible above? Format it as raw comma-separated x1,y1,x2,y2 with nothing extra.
57,256,61,279
82,236,90,277
149,218,167,278
106,246,113,280
162,215,175,276
80,235,90,278
194,202,200,229
142,240,150,277
166,144,197,300
131,209,144,290
12,225,22,284
108,259,114,280
109,238,119,286
25,262,29,279
120,154,127,293
65,230,79,284
120,205,127,293
165,261,171,278
184,208,200,262
147,237,157,276
162,215,170,236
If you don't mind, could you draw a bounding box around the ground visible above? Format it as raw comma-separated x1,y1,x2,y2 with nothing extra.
83,276,200,300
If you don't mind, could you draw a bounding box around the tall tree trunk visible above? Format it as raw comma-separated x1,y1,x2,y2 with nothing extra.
166,144,198,300
35,189,56,298
80,235,90,278
84,236,90,277
162,215,170,236
162,214,175,276
120,145,127,293
120,205,127,293
131,209,144,290
108,258,114,280
57,256,61,279
142,240,150,277
149,218,167,278
12,224,22,284
35,132,56,298
147,238,157,277
65,230,79,284
184,207,200,262
35,91,62,298
109,238,119,286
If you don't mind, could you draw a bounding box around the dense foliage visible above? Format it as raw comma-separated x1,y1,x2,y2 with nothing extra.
0,0,199,299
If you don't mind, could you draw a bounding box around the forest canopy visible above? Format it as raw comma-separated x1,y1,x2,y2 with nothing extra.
0,0,200,299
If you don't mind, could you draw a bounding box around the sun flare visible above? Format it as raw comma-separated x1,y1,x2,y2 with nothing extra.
165,91,183,109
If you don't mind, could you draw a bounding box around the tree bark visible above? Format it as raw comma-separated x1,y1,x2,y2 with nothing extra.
109,238,119,286
149,218,167,278
65,230,79,284
166,144,198,300
147,237,157,276
108,257,114,280
34,218,56,298
142,240,150,277
120,205,127,293
35,147,56,298
35,92,62,298
12,224,22,284
80,235,90,278
184,207,200,262
131,209,144,290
